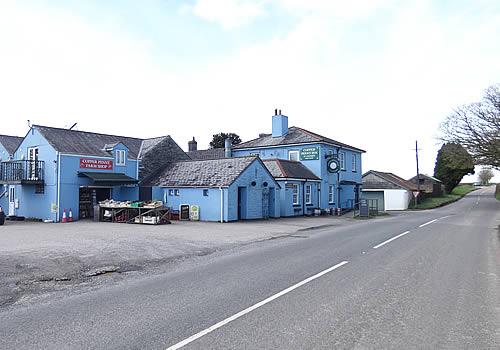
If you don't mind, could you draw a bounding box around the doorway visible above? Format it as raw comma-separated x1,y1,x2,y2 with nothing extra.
8,186,15,216
79,187,111,219
237,187,247,220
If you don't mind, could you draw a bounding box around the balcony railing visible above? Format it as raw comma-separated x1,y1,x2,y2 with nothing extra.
0,160,45,184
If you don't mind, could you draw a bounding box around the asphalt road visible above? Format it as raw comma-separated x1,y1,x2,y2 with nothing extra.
0,187,498,349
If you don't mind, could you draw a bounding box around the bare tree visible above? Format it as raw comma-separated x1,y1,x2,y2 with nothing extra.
478,168,494,185
440,85,500,169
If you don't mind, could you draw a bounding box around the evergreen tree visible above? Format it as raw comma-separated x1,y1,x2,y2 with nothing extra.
434,143,475,193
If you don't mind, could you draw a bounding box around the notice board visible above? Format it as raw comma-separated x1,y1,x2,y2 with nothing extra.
180,204,190,220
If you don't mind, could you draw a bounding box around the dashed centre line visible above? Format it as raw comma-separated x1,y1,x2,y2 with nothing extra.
419,219,438,228
165,260,349,350
373,231,410,249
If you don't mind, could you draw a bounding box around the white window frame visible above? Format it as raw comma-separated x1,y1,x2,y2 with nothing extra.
288,150,299,162
352,154,357,172
339,152,345,170
291,184,299,205
116,150,126,166
305,184,312,204
328,185,335,204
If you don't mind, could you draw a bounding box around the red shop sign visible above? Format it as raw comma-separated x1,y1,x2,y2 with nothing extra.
79,158,113,170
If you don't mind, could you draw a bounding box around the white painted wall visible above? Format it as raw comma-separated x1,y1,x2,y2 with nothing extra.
383,189,411,210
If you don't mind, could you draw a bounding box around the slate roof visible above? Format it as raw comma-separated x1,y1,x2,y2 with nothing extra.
408,174,443,183
263,159,320,181
362,170,418,191
234,126,365,152
147,157,260,187
0,135,23,155
32,125,184,161
187,148,225,160
34,125,144,158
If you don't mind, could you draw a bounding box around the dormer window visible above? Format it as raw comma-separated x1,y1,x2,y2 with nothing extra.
116,150,126,166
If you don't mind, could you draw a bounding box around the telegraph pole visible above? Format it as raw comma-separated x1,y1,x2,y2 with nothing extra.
415,140,421,207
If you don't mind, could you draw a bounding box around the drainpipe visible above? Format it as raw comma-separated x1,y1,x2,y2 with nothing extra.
302,182,306,216
219,186,224,223
56,151,61,222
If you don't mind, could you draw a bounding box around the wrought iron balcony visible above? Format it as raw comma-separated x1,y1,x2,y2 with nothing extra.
0,160,45,185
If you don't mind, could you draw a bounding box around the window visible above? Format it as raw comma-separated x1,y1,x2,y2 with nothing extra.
339,152,345,170
351,154,357,172
35,184,44,194
292,184,299,205
116,150,126,166
203,189,209,196
168,189,174,196
305,184,312,204
288,150,299,161
328,185,335,204
174,189,180,196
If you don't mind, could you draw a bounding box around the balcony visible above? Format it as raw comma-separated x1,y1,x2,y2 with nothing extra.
0,160,45,185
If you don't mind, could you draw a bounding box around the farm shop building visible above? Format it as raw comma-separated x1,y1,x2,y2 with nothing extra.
0,125,188,221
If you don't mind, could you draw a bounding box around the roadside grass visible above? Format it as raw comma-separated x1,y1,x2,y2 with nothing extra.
410,184,477,210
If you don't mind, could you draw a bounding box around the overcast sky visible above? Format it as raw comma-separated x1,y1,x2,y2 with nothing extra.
1,0,499,181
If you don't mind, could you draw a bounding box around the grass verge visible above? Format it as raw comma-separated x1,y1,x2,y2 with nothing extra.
410,184,476,210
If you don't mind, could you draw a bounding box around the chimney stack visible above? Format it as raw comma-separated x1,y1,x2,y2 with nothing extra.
224,138,232,158
272,108,288,138
188,137,197,152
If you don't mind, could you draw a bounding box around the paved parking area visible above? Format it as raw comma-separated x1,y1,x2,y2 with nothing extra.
0,216,353,308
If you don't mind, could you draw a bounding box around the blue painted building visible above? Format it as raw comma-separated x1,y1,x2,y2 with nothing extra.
262,159,321,217
0,135,23,214
232,111,365,212
0,125,188,221
147,157,280,222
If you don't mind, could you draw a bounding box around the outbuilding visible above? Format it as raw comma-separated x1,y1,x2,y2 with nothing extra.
146,156,280,222
362,170,418,211
408,174,444,196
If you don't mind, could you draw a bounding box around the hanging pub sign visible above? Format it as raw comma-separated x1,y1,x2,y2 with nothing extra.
79,158,113,170
327,158,341,173
300,147,319,161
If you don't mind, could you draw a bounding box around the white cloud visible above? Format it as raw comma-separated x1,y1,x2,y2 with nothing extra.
0,0,499,183
186,0,268,29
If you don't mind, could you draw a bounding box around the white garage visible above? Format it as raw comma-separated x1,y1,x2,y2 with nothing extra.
361,171,418,211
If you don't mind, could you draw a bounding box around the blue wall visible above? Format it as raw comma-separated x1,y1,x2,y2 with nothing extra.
154,159,280,222
0,143,9,211
11,128,58,220
9,128,140,221
233,143,362,210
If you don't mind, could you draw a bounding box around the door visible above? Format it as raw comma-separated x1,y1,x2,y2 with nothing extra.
262,188,269,219
237,187,247,220
268,187,275,218
8,186,15,216
28,147,39,180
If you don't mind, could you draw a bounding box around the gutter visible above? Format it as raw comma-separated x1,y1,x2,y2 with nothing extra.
56,151,61,222
219,186,224,223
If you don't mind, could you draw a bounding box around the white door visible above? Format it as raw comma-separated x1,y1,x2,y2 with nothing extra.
8,186,15,216
28,147,39,180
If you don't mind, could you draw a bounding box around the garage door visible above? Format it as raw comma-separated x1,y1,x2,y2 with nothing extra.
361,191,385,212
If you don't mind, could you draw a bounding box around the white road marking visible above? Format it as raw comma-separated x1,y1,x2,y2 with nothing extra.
165,261,349,350
419,219,438,228
373,231,410,249
438,215,451,220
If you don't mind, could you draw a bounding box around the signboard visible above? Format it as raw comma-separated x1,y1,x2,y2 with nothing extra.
359,199,369,217
180,204,190,221
51,203,58,213
300,147,319,161
80,158,113,170
413,191,420,198
190,205,200,221
285,183,296,189
327,158,341,173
